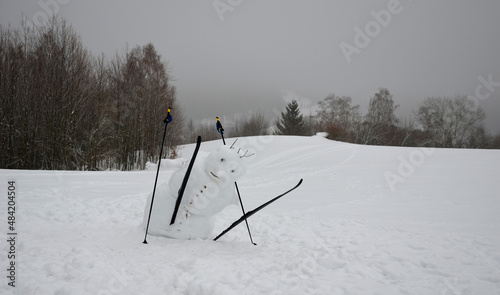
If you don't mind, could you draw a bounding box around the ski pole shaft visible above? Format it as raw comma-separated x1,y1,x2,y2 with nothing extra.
215,117,256,245
143,107,172,244
234,181,256,245
216,117,226,145
214,179,303,241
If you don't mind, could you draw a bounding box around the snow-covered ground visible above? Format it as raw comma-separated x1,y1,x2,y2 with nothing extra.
1,135,500,294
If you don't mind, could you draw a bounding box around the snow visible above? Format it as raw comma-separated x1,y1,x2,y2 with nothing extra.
1,135,500,294
144,145,249,239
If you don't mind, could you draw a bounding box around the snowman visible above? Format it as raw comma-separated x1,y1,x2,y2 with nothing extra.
143,144,251,239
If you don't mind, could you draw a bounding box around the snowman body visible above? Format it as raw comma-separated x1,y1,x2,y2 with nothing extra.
143,145,248,239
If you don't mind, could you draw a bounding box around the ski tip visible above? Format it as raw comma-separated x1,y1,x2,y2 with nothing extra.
298,179,303,185
197,135,202,142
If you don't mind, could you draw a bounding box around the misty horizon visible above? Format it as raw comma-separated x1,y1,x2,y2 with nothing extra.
1,0,499,133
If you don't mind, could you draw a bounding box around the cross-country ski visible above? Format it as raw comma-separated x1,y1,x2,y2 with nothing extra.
214,179,303,241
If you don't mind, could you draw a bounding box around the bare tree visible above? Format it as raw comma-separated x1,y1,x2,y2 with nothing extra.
1,17,95,169
81,54,115,170
316,94,361,142
416,96,486,148
108,43,181,170
362,88,399,145
232,111,269,137
195,121,220,142
1,17,182,170
491,132,500,149
365,88,399,126
183,119,198,144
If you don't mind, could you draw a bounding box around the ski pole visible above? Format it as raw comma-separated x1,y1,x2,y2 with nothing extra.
216,117,226,145
216,117,256,245
214,179,303,241
143,107,172,244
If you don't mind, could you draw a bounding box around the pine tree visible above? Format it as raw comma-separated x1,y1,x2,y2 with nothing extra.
274,100,306,135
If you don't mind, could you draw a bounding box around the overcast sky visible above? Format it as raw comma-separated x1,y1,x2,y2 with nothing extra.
1,0,499,132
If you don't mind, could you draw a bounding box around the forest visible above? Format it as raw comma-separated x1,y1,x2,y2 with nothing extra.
1,18,181,170
1,18,499,171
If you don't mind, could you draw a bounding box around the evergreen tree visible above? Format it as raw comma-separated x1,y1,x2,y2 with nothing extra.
274,100,306,135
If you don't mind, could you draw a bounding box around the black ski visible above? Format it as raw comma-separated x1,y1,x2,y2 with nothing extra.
213,179,303,241
216,116,256,245
170,136,202,225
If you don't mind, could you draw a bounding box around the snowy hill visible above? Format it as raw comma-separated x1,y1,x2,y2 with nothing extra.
1,135,500,294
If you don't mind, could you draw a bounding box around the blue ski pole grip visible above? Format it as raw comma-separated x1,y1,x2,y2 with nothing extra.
163,108,172,125
216,117,224,134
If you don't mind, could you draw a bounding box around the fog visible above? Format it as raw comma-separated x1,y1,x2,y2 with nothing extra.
1,0,499,132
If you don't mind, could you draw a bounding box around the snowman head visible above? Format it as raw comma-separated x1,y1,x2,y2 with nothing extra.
205,144,250,185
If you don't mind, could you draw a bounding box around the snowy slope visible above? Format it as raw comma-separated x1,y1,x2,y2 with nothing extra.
1,135,500,295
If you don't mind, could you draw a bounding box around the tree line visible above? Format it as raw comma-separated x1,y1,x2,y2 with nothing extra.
1,18,182,170
187,88,499,149
2,18,498,171
269,89,500,149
